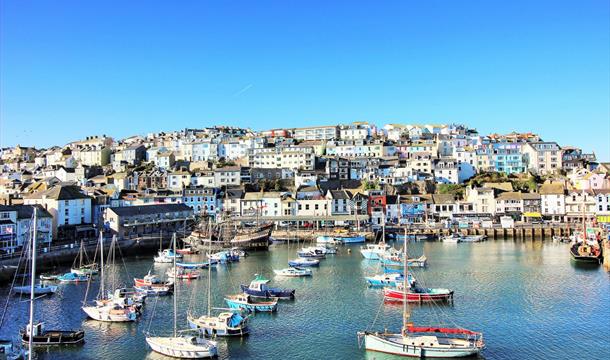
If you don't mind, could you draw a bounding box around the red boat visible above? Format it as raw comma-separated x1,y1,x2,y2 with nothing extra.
134,273,173,288
176,247,196,255
384,286,454,303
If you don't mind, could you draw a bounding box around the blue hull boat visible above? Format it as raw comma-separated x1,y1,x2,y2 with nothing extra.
336,235,366,243
57,272,89,283
225,294,278,312
240,275,295,299
288,258,320,267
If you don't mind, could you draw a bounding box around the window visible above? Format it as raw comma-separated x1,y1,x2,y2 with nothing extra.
65,209,69,216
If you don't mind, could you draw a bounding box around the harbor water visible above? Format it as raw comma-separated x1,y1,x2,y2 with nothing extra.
1,239,609,359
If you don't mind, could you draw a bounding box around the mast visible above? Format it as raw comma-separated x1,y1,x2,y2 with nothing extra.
581,190,586,242
207,218,212,317
100,231,104,300
28,208,37,360
159,230,162,253
172,233,177,338
402,210,410,335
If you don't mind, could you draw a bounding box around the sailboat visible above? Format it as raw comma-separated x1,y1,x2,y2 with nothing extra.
146,233,218,358
188,220,249,337
70,240,98,276
20,208,84,348
360,218,390,260
569,191,602,264
274,223,313,277
82,233,139,322
357,219,484,357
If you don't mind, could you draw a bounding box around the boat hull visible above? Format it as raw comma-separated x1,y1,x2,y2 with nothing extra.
360,332,481,358
20,330,84,346
13,285,58,295
187,316,249,337
384,288,454,303
82,305,137,322
225,298,277,313
146,336,217,358
239,284,295,299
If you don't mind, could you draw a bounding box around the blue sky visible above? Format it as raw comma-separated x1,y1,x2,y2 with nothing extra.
1,0,609,160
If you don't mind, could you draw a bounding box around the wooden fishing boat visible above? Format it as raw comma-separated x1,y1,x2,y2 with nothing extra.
570,241,602,263
225,294,278,313
20,323,84,346
239,275,295,299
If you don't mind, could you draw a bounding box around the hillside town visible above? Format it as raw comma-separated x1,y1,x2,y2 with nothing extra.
1,122,609,254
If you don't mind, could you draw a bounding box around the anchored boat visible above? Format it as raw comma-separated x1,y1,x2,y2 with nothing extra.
239,275,295,299
225,294,278,313
357,220,484,358
146,232,218,358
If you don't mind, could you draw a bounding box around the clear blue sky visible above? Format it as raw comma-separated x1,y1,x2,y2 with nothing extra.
1,0,609,160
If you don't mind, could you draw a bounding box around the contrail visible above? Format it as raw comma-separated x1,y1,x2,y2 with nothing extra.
233,84,253,97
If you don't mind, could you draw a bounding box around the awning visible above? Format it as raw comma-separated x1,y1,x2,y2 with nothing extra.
596,215,610,223
523,212,542,218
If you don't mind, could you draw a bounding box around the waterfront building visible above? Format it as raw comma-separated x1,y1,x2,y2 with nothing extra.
0,205,53,253
104,203,194,238
564,190,596,223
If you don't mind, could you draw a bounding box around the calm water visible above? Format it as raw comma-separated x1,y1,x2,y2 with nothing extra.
1,239,609,360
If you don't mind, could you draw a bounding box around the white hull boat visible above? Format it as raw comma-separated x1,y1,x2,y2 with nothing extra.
358,330,483,358
82,304,137,322
273,267,312,277
146,335,217,358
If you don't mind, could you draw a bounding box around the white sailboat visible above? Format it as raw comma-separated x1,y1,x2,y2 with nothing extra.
358,221,485,357
70,240,98,276
82,233,138,322
146,233,218,358
274,224,312,277
188,220,249,337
